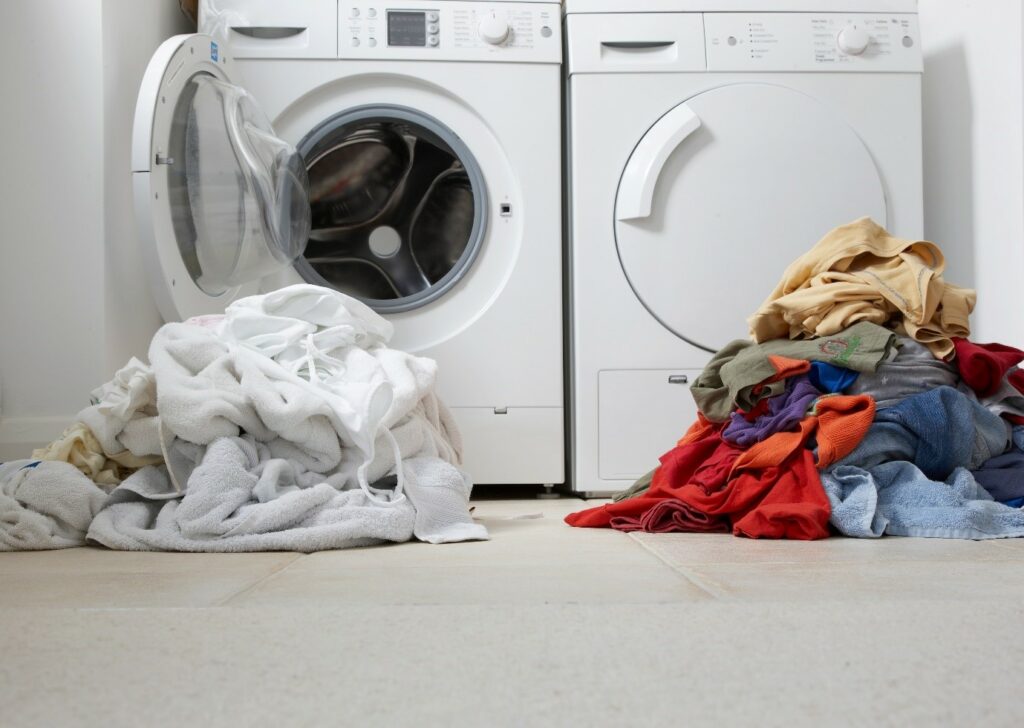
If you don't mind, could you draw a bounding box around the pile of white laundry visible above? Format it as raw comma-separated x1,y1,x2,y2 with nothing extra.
1,285,487,551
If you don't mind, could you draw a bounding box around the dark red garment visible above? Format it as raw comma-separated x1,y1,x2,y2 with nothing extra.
729,449,830,540
609,499,730,534
952,338,1024,397
565,396,875,539
668,419,831,540
564,426,735,529
564,422,831,539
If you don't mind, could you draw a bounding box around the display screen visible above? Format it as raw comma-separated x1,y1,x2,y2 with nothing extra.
388,11,426,46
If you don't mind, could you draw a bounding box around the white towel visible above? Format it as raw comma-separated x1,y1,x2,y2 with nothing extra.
12,284,484,551
0,460,108,550
149,322,356,472
77,357,162,459
152,285,467,490
401,457,489,544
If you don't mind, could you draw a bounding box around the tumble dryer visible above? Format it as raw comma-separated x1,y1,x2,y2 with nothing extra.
565,0,924,495
132,0,565,486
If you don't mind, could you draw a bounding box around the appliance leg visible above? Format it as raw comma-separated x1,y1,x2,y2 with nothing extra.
537,484,559,499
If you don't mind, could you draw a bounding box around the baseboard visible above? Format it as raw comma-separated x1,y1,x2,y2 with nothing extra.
0,416,70,461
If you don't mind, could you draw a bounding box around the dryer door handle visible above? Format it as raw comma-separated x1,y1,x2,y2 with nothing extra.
616,103,702,221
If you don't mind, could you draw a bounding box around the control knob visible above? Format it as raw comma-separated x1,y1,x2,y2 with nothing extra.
836,25,870,55
478,14,510,45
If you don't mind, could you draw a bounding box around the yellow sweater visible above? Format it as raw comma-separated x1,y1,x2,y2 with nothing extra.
747,217,975,359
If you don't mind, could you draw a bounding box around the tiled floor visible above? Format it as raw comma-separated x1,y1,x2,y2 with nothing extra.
2,497,1024,726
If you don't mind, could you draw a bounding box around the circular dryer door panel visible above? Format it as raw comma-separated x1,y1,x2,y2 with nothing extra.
133,34,311,321
614,83,886,352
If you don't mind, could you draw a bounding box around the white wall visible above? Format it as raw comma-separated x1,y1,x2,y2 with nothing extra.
0,0,107,453
920,0,1024,345
102,0,189,371
0,1,188,458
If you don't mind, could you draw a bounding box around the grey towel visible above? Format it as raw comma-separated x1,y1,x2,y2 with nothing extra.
0,460,108,550
87,436,415,552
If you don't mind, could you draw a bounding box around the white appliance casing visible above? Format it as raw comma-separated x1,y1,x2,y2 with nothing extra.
131,0,565,485
566,5,924,494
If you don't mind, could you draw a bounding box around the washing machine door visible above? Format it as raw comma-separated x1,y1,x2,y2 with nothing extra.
614,83,887,353
132,33,310,322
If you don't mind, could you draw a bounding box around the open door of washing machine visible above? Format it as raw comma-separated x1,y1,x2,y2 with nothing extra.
132,33,310,322
614,83,888,353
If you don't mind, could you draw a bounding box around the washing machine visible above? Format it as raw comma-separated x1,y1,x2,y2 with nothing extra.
132,0,565,486
565,0,924,495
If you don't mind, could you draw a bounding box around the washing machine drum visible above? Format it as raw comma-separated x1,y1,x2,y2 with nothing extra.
297,112,487,313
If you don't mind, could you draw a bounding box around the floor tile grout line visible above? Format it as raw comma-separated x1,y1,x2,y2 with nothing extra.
626,534,725,599
212,553,305,607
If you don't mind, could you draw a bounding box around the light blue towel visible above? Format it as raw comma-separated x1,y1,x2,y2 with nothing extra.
823,462,1024,540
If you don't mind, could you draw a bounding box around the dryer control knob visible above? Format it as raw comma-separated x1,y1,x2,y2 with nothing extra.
837,25,871,55
479,15,510,45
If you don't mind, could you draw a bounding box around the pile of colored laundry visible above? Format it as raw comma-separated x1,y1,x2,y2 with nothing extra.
568,217,1024,540
1,285,487,551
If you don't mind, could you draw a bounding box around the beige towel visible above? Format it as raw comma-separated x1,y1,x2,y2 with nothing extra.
748,218,975,358
32,422,161,491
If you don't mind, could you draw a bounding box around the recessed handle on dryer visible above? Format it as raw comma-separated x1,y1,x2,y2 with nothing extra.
601,41,676,50
667,374,689,385
231,26,306,39
616,103,702,221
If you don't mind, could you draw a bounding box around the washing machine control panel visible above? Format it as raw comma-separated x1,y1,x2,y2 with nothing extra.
340,1,560,62
704,13,922,72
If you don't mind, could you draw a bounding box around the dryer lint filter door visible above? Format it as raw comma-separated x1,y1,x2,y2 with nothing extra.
132,34,310,321
614,83,886,353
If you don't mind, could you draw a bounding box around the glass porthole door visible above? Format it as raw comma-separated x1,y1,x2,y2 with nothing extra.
134,35,489,322
133,33,311,321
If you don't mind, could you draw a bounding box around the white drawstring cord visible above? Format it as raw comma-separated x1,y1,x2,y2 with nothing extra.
261,331,407,506
304,333,319,382
354,427,406,506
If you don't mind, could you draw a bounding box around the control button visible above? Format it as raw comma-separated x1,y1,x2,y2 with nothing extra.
727,35,737,46
367,8,376,18
902,34,914,47
351,7,360,17
540,25,552,38
368,37,377,47
428,23,439,34
836,25,870,55
427,11,439,22
427,36,439,47
351,36,361,47
478,14,510,45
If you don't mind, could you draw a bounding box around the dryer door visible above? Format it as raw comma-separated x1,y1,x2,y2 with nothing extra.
132,34,310,322
614,83,887,353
